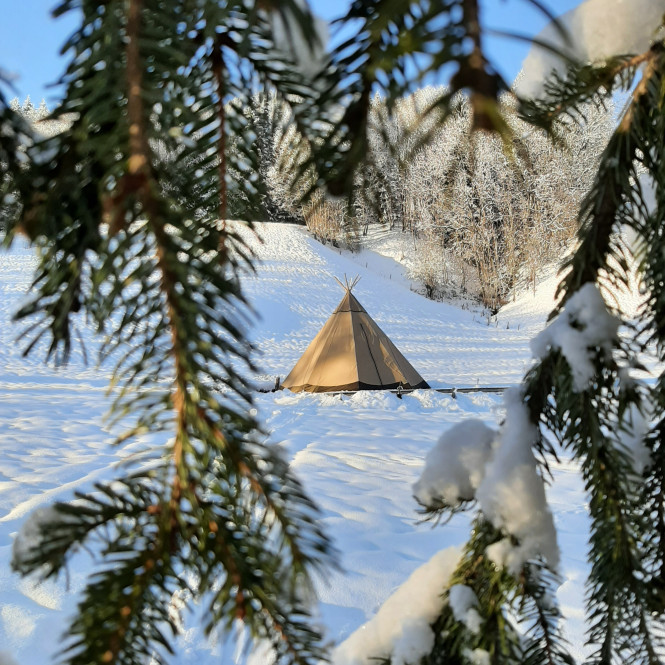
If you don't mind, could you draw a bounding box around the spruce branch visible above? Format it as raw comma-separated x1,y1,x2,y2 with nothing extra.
414,517,572,665
520,303,659,662
552,46,664,312
9,1,334,663
519,49,658,134
211,38,228,226
510,37,665,664
413,31,665,665
520,562,575,665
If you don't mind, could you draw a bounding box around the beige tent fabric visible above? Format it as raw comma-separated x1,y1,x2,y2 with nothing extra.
282,290,429,392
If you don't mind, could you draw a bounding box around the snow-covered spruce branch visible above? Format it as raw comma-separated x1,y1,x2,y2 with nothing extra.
330,391,569,665
522,297,659,663
520,50,665,664
332,35,665,665
331,515,570,665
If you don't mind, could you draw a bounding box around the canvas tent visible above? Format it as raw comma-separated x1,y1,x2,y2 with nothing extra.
282,278,429,393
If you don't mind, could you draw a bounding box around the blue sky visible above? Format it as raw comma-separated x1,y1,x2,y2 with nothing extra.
0,0,582,106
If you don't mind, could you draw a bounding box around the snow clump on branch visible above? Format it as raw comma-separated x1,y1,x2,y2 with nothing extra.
464,649,491,665
413,420,496,507
331,547,461,665
448,584,483,634
414,390,559,573
530,283,620,392
477,390,559,572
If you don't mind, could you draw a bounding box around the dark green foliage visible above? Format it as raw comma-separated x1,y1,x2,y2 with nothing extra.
2,1,335,663
414,31,665,665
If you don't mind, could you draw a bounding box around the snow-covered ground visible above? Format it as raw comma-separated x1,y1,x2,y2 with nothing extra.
0,224,599,664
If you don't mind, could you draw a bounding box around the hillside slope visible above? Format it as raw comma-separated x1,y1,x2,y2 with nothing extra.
242,223,547,389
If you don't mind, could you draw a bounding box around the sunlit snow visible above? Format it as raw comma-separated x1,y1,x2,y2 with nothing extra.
0,223,622,664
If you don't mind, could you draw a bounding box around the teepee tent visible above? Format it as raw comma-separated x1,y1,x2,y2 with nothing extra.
282,277,429,393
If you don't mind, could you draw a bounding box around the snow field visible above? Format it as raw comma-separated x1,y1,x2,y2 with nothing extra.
1,225,594,663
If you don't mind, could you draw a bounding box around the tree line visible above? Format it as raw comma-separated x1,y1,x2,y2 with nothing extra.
236,88,614,310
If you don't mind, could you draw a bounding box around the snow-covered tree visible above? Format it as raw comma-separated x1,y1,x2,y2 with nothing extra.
333,83,613,308
369,90,614,308
233,93,305,224
0,98,70,232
